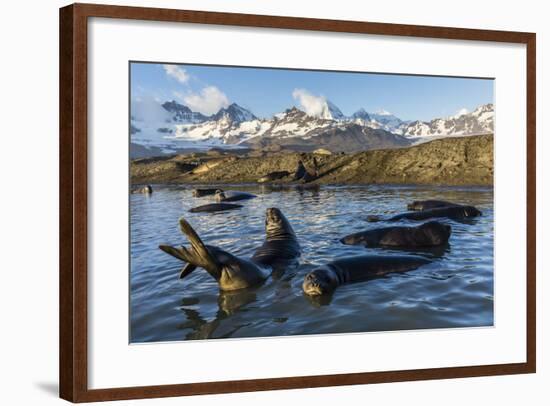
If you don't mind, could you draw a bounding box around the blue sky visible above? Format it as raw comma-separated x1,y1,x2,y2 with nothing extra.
130,62,493,121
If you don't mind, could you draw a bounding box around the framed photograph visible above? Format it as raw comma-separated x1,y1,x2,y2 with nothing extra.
59,3,536,402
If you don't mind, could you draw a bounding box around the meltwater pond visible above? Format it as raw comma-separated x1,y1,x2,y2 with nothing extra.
130,185,494,343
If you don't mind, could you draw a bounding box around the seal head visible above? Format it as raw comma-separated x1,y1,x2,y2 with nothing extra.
252,208,301,270
302,267,338,296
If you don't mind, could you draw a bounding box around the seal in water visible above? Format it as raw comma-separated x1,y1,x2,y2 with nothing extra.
341,221,451,248
131,185,152,194
192,188,220,197
159,208,300,291
302,255,431,296
406,200,460,211
257,171,290,183
189,203,242,213
214,190,257,203
368,205,481,222
389,205,481,221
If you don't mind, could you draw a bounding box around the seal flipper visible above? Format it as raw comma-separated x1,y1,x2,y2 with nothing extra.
159,244,193,262
158,245,199,279
158,218,222,281
178,217,222,280
179,263,197,279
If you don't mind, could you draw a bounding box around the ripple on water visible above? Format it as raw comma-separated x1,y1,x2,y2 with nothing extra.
130,185,494,342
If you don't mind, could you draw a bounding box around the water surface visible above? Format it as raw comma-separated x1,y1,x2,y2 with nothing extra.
130,184,494,342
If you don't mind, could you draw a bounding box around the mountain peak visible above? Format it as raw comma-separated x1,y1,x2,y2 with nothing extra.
325,100,345,120
162,100,191,113
212,103,257,122
352,108,371,121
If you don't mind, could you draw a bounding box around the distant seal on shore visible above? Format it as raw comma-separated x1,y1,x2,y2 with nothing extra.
257,171,290,183
367,205,481,222
406,200,460,211
159,208,300,291
302,255,431,296
214,190,257,203
189,203,242,213
192,188,220,197
293,160,316,183
340,221,451,248
131,185,152,194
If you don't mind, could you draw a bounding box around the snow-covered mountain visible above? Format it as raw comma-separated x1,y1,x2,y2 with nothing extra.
162,100,208,124
130,99,494,156
211,103,258,122
368,110,406,133
351,108,371,121
398,104,494,138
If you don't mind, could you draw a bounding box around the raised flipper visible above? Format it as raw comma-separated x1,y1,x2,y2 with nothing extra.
158,245,198,279
159,217,221,280
179,263,197,279
159,244,192,262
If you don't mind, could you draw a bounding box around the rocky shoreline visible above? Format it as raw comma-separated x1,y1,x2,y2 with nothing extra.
130,134,493,186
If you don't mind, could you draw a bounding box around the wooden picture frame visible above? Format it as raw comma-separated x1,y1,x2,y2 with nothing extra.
59,3,536,402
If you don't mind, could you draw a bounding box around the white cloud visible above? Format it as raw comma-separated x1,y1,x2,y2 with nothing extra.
131,96,171,124
454,107,470,118
375,109,392,116
163,64,190,84
292,88,329,118
183,86,230,115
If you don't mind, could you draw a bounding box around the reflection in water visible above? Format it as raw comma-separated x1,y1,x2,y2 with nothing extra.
179,289,258,340
130,184,494,342
218,289,258,315
305,292,334,307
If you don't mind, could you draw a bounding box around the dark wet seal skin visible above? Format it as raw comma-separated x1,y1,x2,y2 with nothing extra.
367,205,482,223
252,207,301,271
159,208,301,291
192,188,220,197
389,206,481,221
214,190,257,203
302,255,431,296
131,185,153,194
407,200,460,211
188,203,242,213
340,221,451,248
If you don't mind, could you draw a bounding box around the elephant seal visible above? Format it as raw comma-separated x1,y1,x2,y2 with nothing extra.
257,171,290,183
368,205,481,222
389,206,481,221
293,160,316,183
407,200,460,211
302,255,431,296
131,185,152,194
189,203,242,213
159,208,300,291
341,221,451,248
251,207,300,270
192,188,220,197
214,190,257,203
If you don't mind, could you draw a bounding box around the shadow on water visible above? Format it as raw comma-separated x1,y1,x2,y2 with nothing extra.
178,288,259,340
